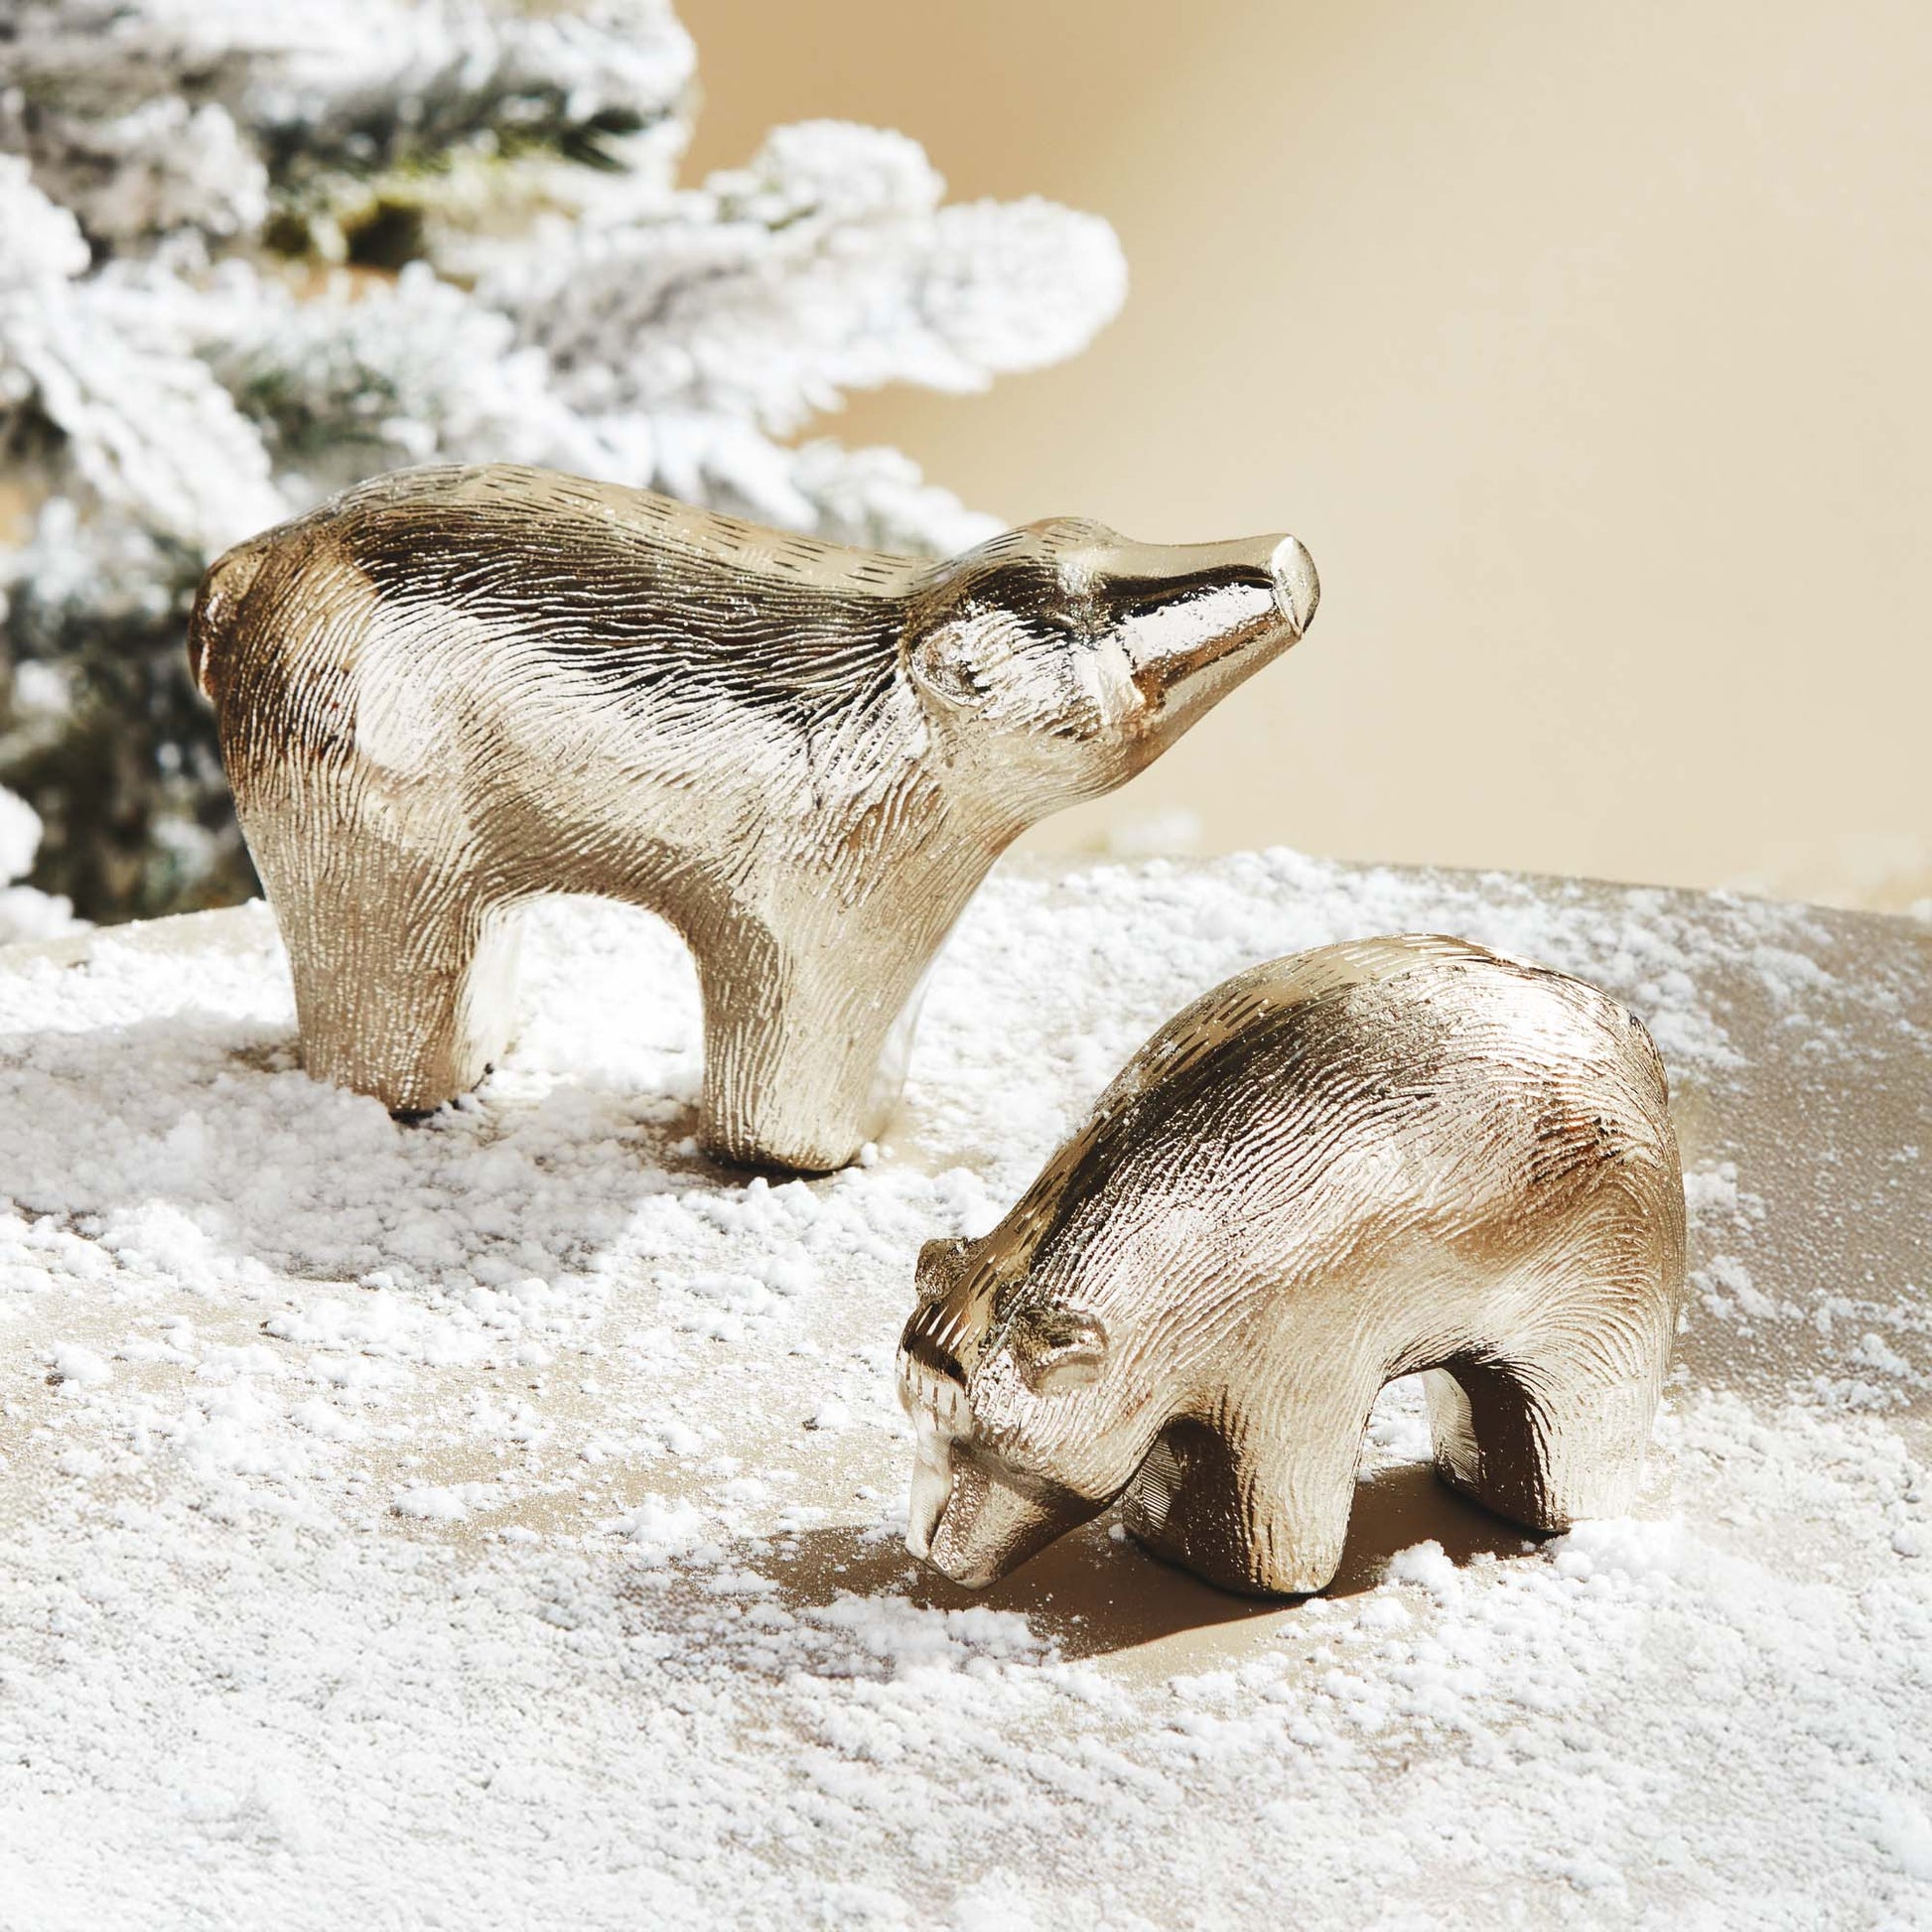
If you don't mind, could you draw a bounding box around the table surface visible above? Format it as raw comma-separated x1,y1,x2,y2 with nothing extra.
0,851,1926,1930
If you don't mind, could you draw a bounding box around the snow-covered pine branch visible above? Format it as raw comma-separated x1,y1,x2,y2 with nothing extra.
0,0,1126,920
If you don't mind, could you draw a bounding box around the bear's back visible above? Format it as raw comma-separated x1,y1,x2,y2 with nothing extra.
199,464,941,809
310,464,922,715
1061,936,1675,1246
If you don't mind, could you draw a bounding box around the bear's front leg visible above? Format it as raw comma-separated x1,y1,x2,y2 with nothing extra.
696,932,928,1173
1124,1381,1379,1596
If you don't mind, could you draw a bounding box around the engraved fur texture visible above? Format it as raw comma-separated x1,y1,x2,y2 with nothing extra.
189,463,1318,1170
897,936,1688,1595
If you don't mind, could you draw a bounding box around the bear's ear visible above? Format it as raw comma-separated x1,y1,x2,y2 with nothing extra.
906,616,1009,715
1007,1302,1109,1395
914,1236,973,1303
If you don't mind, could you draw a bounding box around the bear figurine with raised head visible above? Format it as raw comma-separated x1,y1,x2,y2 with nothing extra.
188,464,1318,1171
897,935,1688,1595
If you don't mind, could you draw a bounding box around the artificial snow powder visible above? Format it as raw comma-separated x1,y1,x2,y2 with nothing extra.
0,849,1925,1929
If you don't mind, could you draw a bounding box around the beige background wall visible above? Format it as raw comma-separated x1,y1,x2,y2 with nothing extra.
679,0,1930,905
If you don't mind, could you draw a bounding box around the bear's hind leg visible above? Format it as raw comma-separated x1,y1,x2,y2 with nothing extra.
1424,1342,1664,1534
1426,1209,1681,1533
252,809,518,1115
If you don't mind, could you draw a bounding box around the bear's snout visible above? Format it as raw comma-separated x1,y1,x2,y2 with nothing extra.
1268,535,1321,639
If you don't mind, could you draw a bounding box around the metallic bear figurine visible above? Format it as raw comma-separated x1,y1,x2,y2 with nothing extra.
897,936,1688,1595
188,464,1318,1171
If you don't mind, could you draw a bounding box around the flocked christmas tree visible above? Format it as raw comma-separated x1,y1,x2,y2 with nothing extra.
0,0,1125,922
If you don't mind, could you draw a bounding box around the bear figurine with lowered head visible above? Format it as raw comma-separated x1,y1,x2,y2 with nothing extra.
897,935,1688,1595
188,464,1319,1171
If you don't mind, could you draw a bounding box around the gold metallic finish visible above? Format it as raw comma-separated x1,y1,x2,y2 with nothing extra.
188,463,1317,1170
897,936,1688,1595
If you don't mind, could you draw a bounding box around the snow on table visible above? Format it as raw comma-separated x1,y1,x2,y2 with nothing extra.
0,851,1926,1930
